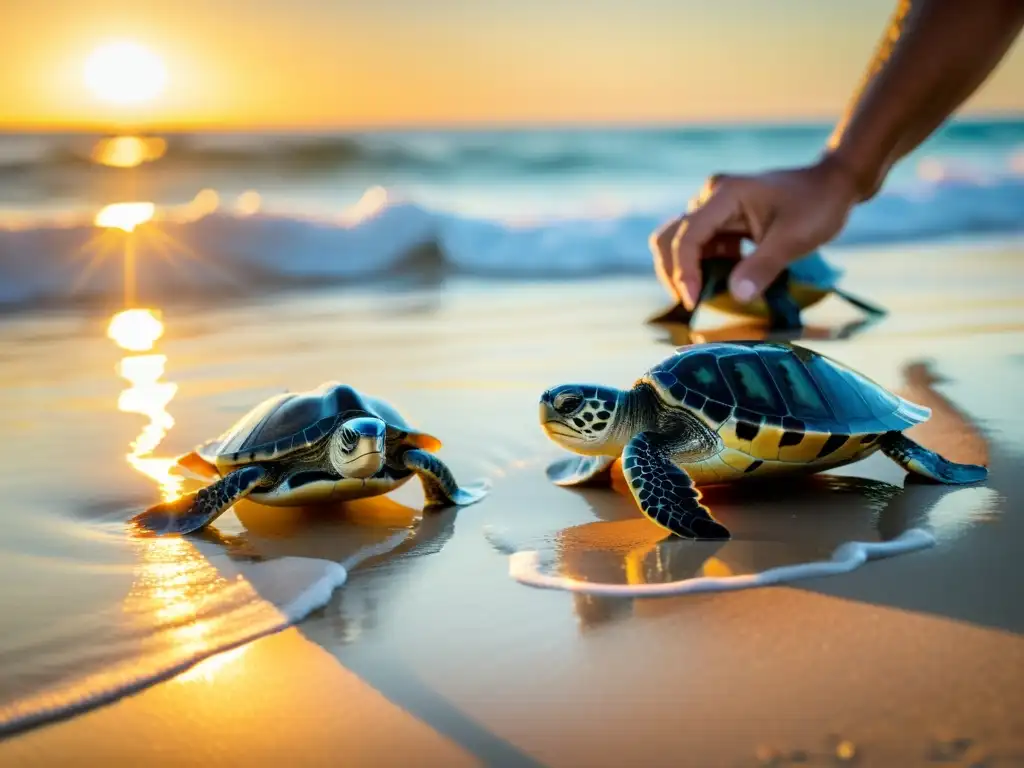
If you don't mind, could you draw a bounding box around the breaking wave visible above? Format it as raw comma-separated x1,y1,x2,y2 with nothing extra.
0,172,1022,310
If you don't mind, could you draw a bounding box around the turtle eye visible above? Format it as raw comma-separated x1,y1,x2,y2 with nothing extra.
553,391,584,415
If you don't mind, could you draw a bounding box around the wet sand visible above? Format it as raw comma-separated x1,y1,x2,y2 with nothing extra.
1,237,1023,766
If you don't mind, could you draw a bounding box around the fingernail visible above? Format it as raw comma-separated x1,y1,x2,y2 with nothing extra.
732,279,758,303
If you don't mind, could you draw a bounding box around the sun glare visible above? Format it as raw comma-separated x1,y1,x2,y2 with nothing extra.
84,42,167,105
95,202,156,233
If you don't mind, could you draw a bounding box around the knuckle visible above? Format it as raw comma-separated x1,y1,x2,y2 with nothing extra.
707,172,732,188
709,173,737,192
649,217,680,251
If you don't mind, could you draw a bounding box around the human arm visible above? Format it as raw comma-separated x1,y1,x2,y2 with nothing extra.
653,0,1024,310
828,0,1024,201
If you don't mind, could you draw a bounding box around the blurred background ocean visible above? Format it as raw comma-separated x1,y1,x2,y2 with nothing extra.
1,119,1022,310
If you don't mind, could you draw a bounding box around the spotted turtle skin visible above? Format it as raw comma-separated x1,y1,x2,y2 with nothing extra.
638,341,932,484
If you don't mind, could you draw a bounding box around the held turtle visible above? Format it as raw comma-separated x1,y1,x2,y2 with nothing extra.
648,234,886,331
131,382,490,536
539,341,986,540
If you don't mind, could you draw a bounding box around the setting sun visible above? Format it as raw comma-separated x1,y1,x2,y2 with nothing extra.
84,42,167,105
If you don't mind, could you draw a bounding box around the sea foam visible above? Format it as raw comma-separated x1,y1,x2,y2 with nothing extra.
502,528,936,597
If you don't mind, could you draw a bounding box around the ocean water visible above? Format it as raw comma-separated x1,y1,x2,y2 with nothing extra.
0,120,1022,740
0,119,1022,309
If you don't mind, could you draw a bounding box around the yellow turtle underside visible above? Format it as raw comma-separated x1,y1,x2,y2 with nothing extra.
675,414,883,486
249,474,415,506
704,284,829,319
176,447,416,507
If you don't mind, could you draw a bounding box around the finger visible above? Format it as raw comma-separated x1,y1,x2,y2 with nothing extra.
727,225,800,303
649,215,684,302
670,187,742,310
687,174,730,213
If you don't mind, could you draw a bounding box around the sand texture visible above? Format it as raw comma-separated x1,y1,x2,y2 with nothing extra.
1,238,1023,766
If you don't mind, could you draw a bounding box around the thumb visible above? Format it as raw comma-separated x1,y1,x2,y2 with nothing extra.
726,227,800,304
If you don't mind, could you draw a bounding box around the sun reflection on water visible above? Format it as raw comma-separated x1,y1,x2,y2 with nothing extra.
110,308,256,682
90,136,168,169
108,308,181,502
122,533,253,684
107,307,165,351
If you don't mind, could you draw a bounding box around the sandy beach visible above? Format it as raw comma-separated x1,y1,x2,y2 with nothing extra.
1,235,1023,767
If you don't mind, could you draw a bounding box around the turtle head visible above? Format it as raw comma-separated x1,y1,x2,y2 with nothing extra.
539,384,625,456
329,416,387,479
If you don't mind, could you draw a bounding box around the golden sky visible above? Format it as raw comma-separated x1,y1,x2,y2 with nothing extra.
2,0,1023,129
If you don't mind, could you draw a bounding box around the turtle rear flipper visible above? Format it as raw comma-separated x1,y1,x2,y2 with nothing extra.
622,432,730,540
402,449,490,508
879,432,988,485
131,465,270,536
833,288,887,318
647,303,695,325
546,454,617,487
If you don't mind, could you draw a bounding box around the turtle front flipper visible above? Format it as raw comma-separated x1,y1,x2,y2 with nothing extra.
763,270,804,331
402,449,490,508
546,454,617,487
879,432,988,485
646,256,736,326
130,465,270,536
622,432,730,540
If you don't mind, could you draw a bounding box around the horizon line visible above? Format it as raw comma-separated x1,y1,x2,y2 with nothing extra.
2,109,1023,135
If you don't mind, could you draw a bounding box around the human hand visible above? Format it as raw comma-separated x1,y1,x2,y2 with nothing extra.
649,155,862,311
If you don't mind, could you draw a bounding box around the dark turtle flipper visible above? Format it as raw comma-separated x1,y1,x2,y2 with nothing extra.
647,256,737,326
833,288,888,317
879,432,988,485
130,465,270,536
402,449,490,508
546,454,617,487
646,302,695,325
763,270,804,331
621,432,731,540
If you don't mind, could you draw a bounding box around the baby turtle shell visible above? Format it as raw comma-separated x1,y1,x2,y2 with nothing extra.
640,341,931,466
201,382,440,472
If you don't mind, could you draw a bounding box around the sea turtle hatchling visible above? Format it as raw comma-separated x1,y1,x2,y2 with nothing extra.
131,382,490,535
539,341,987,540
648,238,886,331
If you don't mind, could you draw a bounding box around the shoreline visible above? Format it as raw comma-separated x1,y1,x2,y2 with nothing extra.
1,231,1023,327
0,236,1022,766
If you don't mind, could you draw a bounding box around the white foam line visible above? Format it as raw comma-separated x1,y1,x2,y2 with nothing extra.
508,528,936,597
0,530,410,739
